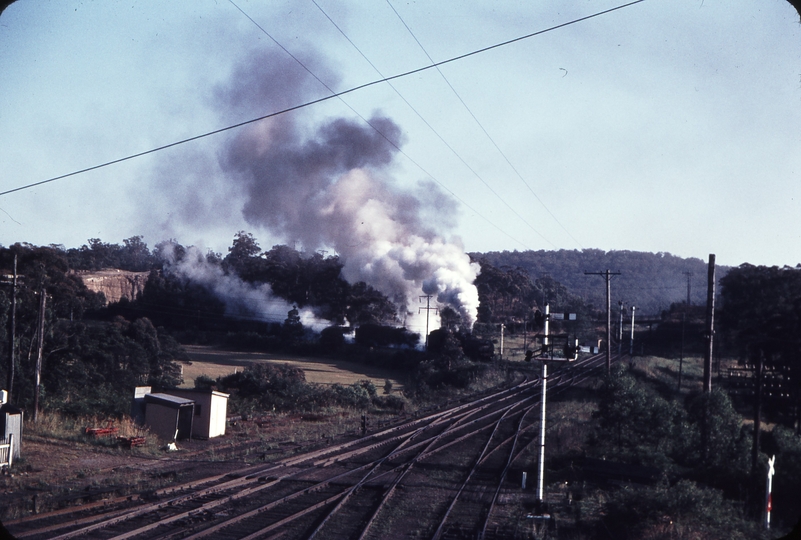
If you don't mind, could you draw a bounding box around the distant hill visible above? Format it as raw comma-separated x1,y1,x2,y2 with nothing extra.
471,249,729,316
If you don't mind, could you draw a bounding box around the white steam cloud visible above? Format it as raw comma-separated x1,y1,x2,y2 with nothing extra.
160,244,330,332
163,47,480,330
218,50,479,328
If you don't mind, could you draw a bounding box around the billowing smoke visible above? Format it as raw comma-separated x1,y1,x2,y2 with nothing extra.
216,48,480,328
159,244,329,331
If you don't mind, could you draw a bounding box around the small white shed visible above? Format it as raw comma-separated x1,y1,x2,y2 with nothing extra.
162,389,229,439
0,392,23,461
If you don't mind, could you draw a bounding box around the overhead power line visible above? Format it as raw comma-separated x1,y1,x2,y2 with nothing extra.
0,0,646,198
385,0,582,250
236,0,532,249
310,0,539,248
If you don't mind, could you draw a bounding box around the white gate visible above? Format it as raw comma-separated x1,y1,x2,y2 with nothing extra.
0,434,13,469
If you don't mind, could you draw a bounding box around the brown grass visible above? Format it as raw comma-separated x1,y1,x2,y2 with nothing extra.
179,345,404,391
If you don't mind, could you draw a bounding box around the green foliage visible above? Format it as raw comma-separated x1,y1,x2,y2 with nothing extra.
0,244,181,417
719,264,801,429
319,326,347,351
39,317,183,416
358,379,377,397
590,366,752,484
281,306,305,346
220,237,397,326
371,393,406,411
218,363,321,412
65,236,159,271
193,374,217,390
330,382,371,409
719,264,801,361
597,479,766,540
581,364,774,535
685,389,750,472
223,231,261,276
474,260,540,323
475,248,722,315
590,364,688,467
116,268,228,332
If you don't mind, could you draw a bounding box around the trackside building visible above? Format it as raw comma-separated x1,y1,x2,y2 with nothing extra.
134,386,229,441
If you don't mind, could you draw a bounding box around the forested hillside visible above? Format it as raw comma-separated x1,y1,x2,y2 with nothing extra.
473,249,730,316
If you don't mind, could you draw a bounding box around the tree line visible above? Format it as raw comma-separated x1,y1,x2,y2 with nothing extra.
475,248,730,316
4,236,801,431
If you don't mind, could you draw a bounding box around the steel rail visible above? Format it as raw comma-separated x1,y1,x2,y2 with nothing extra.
354,391,539,540
30,377,543,540
184,389,539,540
480,402,538,538
211,368,567,540
430,400,529,540
44,381,531,540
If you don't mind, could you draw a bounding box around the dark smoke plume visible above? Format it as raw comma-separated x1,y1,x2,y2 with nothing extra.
211,47,480,328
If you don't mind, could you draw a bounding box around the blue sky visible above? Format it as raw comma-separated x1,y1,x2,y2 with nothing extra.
1,0,800,268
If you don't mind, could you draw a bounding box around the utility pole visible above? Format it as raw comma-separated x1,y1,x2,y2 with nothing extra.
418,295,437,350
500,323,505,360
683,271,694,305
33,288,46,422
703,254,716,393
678,312,686,392
6,254,17,399
629,306,636,356
752,352,765,475
523,320,527,352
585,270,621,372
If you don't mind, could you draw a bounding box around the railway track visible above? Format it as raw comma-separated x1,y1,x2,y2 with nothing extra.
7,352,616,540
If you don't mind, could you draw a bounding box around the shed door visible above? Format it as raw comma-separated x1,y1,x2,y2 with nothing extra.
177,406,194,440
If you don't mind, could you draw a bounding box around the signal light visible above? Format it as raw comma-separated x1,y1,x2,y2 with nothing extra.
564,337,579,361
533,310,545,329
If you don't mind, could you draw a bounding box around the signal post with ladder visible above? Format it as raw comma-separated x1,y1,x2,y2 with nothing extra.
524,304,579,517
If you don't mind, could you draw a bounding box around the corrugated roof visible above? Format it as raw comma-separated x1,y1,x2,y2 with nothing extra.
165,388,230,399
0,404,22,414
144,393,195,408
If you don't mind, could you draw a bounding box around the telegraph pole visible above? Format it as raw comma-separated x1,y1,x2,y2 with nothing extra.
703,254,716,393
683,271,693,305
6,254,17,399
629,306,636,356
33,288,46,422
678,312,686,392
585,270,621,372
500,323,505,360
419,295,437,350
